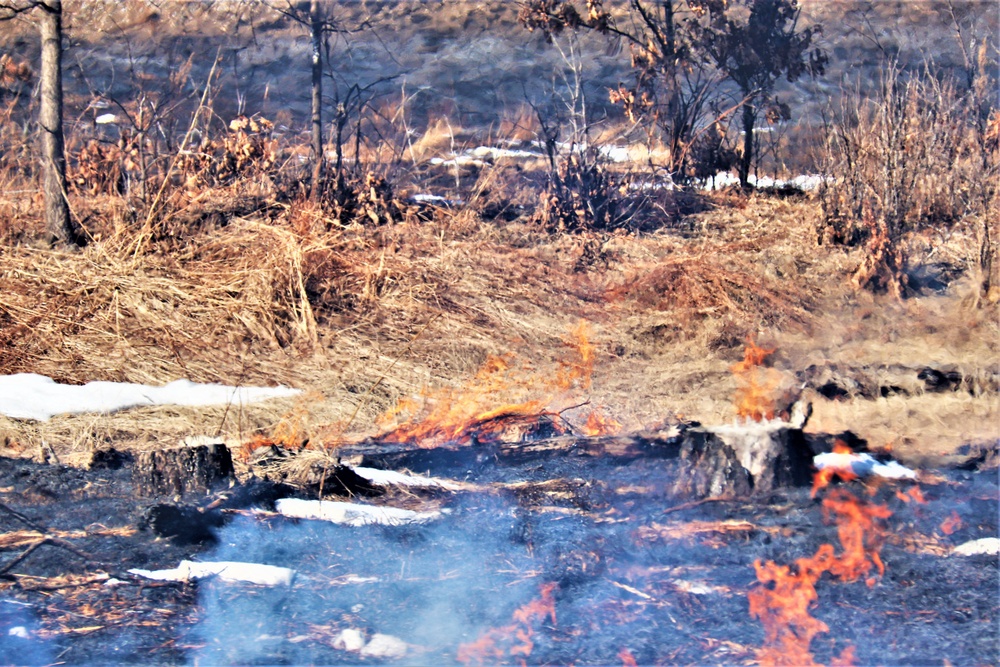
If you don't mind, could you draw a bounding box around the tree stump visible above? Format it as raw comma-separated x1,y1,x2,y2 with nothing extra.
669,422,815,498
133,444,235,497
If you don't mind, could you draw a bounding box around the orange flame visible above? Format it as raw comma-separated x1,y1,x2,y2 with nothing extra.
582,407,624,436
811,441,859,497
894,486,926,504
377,322,615,447
731,338,781,422
748,487,892,666
457,583,558,666
939,511,963,536
830,645,859,666
619,647,639,667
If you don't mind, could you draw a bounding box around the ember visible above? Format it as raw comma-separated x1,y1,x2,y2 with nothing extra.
940,511,963,535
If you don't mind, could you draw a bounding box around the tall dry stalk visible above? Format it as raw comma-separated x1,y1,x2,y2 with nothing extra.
817,61,999,298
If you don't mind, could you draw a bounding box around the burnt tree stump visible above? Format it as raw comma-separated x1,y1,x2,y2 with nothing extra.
133,444,235,497
670,422,815,498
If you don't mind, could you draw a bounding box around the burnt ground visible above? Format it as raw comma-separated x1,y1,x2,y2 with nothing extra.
0,440,996,666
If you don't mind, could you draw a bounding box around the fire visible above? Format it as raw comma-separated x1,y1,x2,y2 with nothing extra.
619,647,638,666
939,511,963,535
731,338,782,422
895,486,926,504
748,484,893,666
582,407,623,436
811,441,858,497
557,320,595,390
822,489,892,584
376,321,616,447
457,583,558,666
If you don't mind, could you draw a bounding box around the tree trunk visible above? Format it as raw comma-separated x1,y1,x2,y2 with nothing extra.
309,0,324,201
38,0,77,245
738,101,755,189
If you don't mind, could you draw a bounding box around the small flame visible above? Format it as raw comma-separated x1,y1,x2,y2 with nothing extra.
619,647,638,667
894,486,926,504
731,338,781,422
556,320,596,391
830,645,859,666
811,441,859,497
748,487,893,666
582,407,623,436
376,321,615,447
939,511,963,535
822,489,892,584
457,583,558,666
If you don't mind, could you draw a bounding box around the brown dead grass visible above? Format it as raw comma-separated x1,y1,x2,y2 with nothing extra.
0,186,995,466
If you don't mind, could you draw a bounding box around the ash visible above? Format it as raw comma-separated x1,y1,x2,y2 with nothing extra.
0,447,996,665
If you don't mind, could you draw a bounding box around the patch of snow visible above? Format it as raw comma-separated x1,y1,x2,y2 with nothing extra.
429,155,487,168
952,538,1000,557
351,466,464,490
0,373,301,421
95,113,117,125
333,628,366,652
360,633,409,660
813,451,917,480
275,498,444,526
129,560,295,586
408,193,465,207
470,146,544,160
598,144,631,163
700,171,827,191
670,578,729,595
629,178,677,192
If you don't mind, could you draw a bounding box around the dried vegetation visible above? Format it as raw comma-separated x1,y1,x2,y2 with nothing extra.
0,0,996,467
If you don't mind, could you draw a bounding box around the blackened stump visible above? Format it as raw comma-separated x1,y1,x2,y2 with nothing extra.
133,444,235,497
673,422,816,497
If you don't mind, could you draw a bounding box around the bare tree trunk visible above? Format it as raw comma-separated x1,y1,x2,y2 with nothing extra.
38,0,77,244
309,0,324,201
738,101,755,190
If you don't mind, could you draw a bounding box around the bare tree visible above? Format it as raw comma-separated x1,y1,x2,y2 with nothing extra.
520,0,721,181
266,0,368,200
520,0,826,187
0,0,79,245
691,0,826,188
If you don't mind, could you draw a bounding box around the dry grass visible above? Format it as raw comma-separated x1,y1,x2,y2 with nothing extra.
0,188,995,466
0,1,996,469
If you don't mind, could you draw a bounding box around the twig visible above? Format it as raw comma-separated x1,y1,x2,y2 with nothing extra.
0,540,45,576
661,496,739,515
0,502,46,533
131,49,221,257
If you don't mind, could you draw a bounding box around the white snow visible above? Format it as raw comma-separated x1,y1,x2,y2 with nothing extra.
813,451,917,480
598,144,632,163
275,498,444,526
95,113,117,125
129,560,295,586
0,373,301,421
700,172,827,191
952,538,1000,557
409,193,465,207
351,466,464,490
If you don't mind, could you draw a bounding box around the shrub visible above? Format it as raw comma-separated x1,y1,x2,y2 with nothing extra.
817,61,999,297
